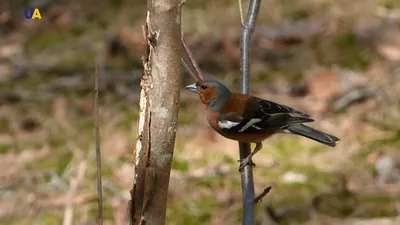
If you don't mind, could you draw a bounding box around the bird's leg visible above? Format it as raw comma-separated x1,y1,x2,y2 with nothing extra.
238,142,263,171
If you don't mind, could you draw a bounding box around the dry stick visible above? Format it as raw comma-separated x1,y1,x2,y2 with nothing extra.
237,0,244,25
181,34,204,81
253,186,271,204
239,0,262,224
181,58,199,81
94,62,103,225
63,161,87,225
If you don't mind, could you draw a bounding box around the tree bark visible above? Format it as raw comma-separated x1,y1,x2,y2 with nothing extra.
130,1,182,224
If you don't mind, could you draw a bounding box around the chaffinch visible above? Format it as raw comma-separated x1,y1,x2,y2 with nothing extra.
186,80,340,170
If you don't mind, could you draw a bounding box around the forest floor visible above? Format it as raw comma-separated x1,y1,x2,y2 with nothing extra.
1,0,400,224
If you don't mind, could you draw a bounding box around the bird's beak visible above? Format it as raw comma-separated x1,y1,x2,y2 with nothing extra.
185,83,198,93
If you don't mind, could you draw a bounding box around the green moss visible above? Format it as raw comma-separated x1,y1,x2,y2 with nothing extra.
0,117,10,133
314,192,357,217
63,51,97,69
56,151,73,175
375,131,400,147
222,155,236,165
0,144,10,153
262,165,347,221
354,131,400,161
312,29,374,70
40,212,63,224
3,212,63,225
276,167,336,194
125,108,139,123
331,33,371,69
354,194,397,217
90,202,113,220
27,149,72,175
378,0,400,9
14,140,48,154
257,65,303,83
101,164,114,177
257,70,273,81
266,201,310,224
196,177,221,189
25,28,78,52
288,9,310,20
192,170,240,191
281,0,311,20
178,106,198,125
361,194,393,204
167,197,218,225
185,0,233,9
269,138,303,160
172,158,189,171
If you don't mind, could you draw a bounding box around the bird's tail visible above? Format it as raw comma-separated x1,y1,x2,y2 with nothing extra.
285,124,340,147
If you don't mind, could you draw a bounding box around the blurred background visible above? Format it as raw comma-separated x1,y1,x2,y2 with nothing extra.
1,0,400,224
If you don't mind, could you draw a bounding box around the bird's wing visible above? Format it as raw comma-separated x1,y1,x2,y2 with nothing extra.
217,112,244,130
218,97,314,133
251,97,314,127
218,112,267,133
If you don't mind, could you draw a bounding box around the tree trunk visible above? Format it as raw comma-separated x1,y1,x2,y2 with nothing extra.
130,1,182,224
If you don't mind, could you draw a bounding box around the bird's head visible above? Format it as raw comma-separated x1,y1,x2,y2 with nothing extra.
185,80,231,111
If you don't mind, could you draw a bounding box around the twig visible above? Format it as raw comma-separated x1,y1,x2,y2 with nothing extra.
181,58,199,81
254,186,271,204
63,161,87,225
181,33,204,81
240,0,262,94
238,0,262,224
238,0,244,25
94,61,103,225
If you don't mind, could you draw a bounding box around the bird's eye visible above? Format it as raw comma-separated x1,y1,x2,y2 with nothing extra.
201,85,207,89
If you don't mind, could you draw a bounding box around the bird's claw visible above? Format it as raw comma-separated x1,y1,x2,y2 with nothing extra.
238,157,256,171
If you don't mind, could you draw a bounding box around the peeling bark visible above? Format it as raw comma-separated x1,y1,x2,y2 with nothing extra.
130,1,182,224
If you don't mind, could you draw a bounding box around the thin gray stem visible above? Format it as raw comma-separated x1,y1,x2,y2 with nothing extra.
94,60,103,225
238,0,262,225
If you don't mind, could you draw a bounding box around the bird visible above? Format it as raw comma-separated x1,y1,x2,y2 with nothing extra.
185,80,340,171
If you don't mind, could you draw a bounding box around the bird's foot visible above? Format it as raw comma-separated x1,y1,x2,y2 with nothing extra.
238,156,256,171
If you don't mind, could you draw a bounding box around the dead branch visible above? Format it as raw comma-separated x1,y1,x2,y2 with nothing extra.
254,186,272,204
94,60,103,225
237,0,244,25
63,161,87,225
